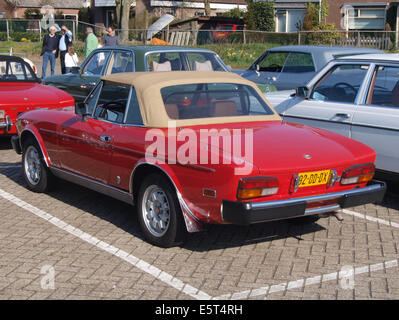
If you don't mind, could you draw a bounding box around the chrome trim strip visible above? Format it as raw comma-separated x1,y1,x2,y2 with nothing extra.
305,204,340,215
50,166,133,205
250,183,384,210
0,116,13,131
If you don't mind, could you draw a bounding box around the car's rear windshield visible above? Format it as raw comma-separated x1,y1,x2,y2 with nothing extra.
0,60,36,82
161,83,274,120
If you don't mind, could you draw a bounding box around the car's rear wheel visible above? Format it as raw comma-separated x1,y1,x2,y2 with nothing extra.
22,137,54,193
137,173,187,247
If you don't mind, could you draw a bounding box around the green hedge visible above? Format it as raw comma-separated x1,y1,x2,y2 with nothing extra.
0,32,41,42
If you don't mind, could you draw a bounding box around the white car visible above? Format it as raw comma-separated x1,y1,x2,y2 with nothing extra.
266,53,399,177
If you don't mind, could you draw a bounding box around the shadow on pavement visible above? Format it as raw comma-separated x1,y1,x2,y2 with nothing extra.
0,165,330,251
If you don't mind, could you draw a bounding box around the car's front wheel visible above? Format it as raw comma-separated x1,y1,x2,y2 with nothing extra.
22,137,54,193
137,173,187,247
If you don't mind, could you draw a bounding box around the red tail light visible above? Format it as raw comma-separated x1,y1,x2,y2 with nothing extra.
237,177,279,200
340,163,375,185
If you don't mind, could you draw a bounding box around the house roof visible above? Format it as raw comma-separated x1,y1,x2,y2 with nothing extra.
11,0,84,9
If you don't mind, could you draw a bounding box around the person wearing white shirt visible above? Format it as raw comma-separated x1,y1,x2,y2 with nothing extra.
59,25,73,74
64,46,79,74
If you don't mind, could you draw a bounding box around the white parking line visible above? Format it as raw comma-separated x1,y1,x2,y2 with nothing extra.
214,208,399,300
0,188,212,300
342,209,399,229
2,184,398,300
213,259,398,300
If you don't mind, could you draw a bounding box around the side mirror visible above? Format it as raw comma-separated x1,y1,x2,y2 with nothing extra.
71,66,81,74
295,86,310,99
75,101,90,117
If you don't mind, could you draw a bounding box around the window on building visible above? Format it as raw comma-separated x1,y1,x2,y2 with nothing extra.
348,7,386,30
276,9,305,33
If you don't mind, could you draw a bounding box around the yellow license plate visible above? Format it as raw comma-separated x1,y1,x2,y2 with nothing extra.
298,170,331,188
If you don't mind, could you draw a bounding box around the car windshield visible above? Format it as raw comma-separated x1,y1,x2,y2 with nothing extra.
161,83,274,120
146,51,226,71
0,59,36,82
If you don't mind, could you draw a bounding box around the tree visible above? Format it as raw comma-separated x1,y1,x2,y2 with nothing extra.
245,0,274,31
222,7,245,19
301,0,329,30
119,0,135,42
24,8,43,19
204,0,211,16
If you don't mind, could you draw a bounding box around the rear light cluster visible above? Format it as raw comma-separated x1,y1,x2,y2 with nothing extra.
340,163,375,185
237,177,278,200
236,163,375,201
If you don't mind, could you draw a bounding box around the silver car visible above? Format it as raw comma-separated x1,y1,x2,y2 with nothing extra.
238,45,383,91
266,53,399,176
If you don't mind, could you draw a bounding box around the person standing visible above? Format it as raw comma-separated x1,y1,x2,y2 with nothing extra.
58,25,73,74
102,26,120,47
41,25,59,79
64,46,79,74
85,27,98,57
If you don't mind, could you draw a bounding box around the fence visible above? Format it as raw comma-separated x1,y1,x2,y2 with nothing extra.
0,19,398,51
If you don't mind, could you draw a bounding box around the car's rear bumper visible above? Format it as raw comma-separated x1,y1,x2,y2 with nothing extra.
222,180,386,225
11,135,22,154
0,116,13,133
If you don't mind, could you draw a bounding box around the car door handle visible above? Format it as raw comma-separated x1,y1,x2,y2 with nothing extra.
100,135,112,143
335,113,351,119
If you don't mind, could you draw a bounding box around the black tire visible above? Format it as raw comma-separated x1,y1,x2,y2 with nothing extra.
137,173,187,247
22,137,55,193
287,215,320,225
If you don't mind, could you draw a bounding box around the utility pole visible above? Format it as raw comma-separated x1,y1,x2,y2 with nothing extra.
319,0,322,24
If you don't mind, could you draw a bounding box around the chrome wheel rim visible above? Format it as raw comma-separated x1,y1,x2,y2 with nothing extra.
24,145,41,186
142,185,170,237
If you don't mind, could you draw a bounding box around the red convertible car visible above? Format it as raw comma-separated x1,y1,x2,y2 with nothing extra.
0,55,74,135
12,71,386,247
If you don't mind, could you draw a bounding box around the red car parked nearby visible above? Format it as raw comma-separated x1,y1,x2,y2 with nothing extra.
212,24,241,40
12,71,386,247
0,55,74,135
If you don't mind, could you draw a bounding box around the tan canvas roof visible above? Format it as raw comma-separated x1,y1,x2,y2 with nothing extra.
101,71,281,128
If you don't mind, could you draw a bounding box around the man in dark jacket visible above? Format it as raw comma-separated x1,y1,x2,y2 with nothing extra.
41,25,59,79
58,25,73,74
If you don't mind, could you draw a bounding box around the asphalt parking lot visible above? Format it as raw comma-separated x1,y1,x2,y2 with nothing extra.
0,137,399,300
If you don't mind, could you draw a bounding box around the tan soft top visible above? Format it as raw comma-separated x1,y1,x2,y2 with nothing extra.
101,71,281,128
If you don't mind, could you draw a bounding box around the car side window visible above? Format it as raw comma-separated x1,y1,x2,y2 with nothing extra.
186,52,225,71
94,82,130,123
82,51,110,76
125,87,144,125
367,65,399,107
146,52,184,71
110,51,134,74
257,52,289,73
86,81,103,114
311,64,369,103
282,52,315,73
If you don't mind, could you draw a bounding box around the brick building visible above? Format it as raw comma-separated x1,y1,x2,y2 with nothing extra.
0,0,85,19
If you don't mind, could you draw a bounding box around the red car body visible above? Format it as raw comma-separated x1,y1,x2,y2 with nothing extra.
212,24,240,40
12,71,386,247
0,55,74,135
